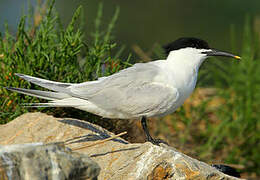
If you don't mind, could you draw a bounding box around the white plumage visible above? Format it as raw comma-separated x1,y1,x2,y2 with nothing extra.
6,37,240,145
7,48,208,120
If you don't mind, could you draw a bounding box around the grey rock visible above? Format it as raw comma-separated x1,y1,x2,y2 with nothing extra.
0,112,244,180
0,143,100,180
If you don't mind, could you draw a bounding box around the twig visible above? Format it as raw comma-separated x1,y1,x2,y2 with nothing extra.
71,131,127,151
64,135,90,145
132,44,151,62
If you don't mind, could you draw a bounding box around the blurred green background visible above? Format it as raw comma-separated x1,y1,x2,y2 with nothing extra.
1,0,260,53
0,0,259,179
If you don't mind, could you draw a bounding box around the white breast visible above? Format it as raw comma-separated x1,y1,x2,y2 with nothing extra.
159,49,203,115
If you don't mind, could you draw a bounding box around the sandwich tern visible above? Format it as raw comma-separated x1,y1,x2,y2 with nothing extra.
6,37,240,145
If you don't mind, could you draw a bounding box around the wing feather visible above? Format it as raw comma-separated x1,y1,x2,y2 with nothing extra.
68,62,179,117
87,82,179,117
15,73,73,92
69,62,161,98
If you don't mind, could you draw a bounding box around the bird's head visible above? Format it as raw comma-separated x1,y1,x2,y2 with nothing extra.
164,37,240,67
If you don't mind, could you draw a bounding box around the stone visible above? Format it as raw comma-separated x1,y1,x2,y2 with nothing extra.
0,143,100,180
0,112,244,180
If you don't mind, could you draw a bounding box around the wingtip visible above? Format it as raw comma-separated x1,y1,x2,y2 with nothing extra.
4,87,16,91
15,73,24,77
3,87,19,94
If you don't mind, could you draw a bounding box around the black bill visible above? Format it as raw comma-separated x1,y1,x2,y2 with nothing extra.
203,49,241,60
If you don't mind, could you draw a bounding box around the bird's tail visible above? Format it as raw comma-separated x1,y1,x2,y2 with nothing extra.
15,73,73,92
5,87,71,101
5,73,79,107
23,98,89,108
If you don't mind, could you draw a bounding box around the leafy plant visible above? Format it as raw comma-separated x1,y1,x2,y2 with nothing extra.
201,16,260,175
0,0,131,123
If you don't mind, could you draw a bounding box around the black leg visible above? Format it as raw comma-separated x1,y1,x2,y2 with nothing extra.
141,116,168,146
141,116,154,142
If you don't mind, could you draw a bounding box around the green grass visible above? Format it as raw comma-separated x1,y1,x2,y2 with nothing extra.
206,17,259,175
0,0,131,123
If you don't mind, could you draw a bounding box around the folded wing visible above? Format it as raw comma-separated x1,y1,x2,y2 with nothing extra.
68,62,179,117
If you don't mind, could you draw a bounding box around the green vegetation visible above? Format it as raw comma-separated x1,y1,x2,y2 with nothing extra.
0,0,131,123
0,0,259,178
162,17,260,176
203,17,259,174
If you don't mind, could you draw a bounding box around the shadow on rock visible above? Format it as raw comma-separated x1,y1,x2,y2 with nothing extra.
59,118,129,145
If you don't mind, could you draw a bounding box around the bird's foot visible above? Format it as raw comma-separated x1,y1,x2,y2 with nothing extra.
147,137,169,146
141,116,169,146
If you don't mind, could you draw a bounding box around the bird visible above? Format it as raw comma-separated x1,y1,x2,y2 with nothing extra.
5,37,240,145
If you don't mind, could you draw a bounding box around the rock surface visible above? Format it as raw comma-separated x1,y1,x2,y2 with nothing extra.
0,112,243,180
0,143,100,180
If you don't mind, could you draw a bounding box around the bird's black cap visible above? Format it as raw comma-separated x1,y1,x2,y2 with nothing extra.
163,37,210,55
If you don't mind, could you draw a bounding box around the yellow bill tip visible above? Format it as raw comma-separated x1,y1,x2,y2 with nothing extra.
234,55,241,60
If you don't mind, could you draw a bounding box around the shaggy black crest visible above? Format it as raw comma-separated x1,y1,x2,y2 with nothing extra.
163,37,210,55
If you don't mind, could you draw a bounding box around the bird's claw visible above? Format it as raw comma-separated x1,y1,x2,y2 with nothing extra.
147,137,169,146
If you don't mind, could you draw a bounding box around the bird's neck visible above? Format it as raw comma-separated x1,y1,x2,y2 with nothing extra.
164,50,206,101
166,50,205,71
165,50,206,92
